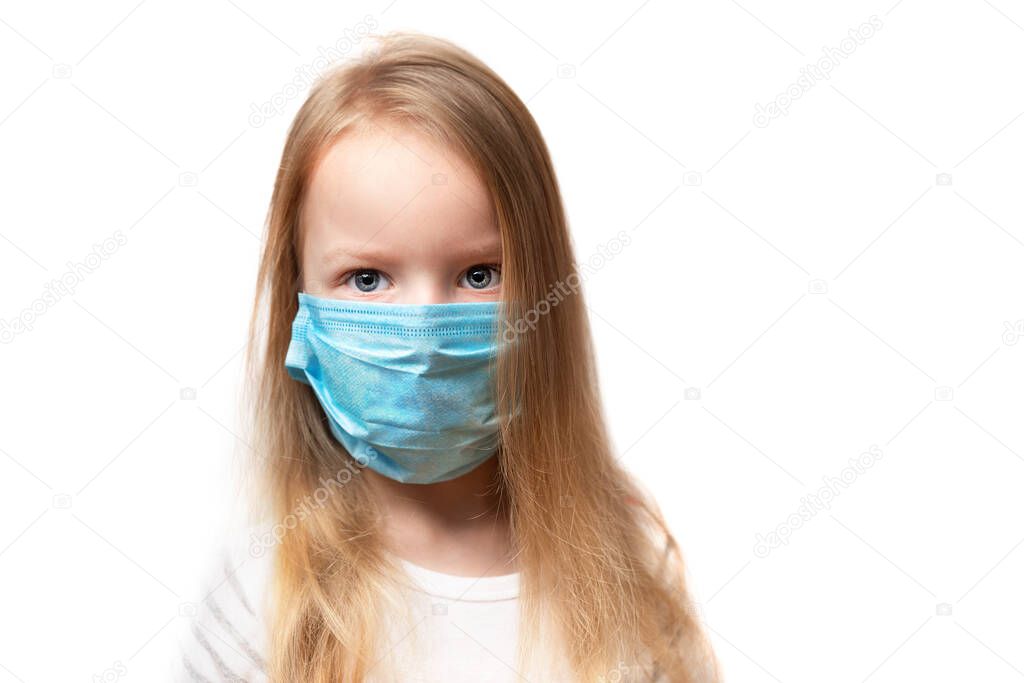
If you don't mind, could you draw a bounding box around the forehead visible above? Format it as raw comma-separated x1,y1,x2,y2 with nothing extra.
300,122,499,263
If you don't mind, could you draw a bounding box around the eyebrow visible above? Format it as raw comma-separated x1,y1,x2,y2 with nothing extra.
450,240,503,260
319,244,394,267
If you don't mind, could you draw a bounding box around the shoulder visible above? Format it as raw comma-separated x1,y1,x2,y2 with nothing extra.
171,525,277,682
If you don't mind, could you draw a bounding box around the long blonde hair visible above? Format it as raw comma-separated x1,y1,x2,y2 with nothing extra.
243,30,719,682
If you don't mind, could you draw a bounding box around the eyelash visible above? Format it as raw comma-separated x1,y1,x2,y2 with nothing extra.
335,264,502,290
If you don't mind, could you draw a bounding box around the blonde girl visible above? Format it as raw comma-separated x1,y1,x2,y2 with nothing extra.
176,30,719,683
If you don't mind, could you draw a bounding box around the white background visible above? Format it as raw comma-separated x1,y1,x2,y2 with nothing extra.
1,1,1023,681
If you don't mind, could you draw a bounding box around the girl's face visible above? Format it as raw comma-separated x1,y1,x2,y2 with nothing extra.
300,122,502,304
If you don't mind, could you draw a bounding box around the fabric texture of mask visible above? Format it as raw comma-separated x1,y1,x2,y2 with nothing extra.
284,292,504,484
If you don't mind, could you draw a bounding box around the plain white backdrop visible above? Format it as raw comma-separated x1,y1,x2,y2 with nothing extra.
1,1,1023,681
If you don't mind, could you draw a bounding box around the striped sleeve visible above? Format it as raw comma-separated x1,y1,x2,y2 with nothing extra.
172,536,274,682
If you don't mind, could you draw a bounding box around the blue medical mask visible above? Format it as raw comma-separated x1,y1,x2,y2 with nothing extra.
284,291,504,484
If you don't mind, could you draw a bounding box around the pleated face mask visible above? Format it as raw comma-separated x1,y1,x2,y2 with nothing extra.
284,291,504,484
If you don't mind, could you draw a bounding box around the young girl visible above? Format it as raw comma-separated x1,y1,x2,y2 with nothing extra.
176,30,719,683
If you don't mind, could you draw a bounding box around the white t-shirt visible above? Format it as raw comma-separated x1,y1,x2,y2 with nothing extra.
171,533,571,682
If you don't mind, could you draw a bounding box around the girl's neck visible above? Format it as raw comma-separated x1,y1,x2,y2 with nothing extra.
365,456,517,577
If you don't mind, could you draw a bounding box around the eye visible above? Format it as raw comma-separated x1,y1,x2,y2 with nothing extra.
341,269,391,293
460,264,501,290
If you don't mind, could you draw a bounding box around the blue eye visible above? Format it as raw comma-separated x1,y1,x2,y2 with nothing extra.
461,264,501,290
344,269,389,293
